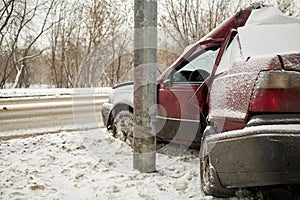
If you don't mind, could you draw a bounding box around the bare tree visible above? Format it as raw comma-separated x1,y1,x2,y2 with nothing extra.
160,0,298,52
271,0,299,16
14,0,56,88
2,0,297,88
48,0,84,88
0,0,15,88
160,0,200,49
0,0,14,44
160,0,247,50
75,0,133,87
0,0,56,88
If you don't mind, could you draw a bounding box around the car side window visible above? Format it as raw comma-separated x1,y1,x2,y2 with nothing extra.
171,46,220,85
215,35,242,75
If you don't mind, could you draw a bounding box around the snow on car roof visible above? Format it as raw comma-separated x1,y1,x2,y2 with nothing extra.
245,6,300,25
238,7,300,57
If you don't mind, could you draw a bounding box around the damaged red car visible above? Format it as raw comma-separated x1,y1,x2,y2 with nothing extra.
197,6,300,197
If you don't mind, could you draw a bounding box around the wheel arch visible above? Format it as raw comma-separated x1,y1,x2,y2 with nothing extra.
108,103,134,129
200,125,236,197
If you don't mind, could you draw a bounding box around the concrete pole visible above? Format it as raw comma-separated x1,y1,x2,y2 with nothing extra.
133,0,157,173
196,0,200,41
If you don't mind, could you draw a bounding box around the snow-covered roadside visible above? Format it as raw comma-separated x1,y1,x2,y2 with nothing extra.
0,87,109,139
0,128,205,200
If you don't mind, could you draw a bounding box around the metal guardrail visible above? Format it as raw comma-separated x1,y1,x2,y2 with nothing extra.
0,90,110,139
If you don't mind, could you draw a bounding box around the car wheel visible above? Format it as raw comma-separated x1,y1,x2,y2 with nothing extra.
200,134,235,197
113,110,133,144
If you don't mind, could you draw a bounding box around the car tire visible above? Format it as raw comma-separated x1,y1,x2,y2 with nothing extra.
200,133,235,197
113,110,133,144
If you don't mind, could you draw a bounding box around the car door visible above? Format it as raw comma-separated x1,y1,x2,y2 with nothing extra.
156,43,220,145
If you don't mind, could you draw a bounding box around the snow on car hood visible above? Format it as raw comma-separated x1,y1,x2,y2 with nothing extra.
109,83,134,106
238,7,300,57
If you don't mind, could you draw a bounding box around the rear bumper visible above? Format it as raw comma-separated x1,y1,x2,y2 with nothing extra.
206,124,300,188
101,102,114,128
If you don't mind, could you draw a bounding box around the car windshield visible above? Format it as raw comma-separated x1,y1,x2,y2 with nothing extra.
180,48,219,73
172,46,220,83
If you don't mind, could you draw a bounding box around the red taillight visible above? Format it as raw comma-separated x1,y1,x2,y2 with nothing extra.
250,71,300,112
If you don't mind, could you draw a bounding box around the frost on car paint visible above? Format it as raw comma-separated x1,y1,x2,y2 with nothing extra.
281,53,300,71
201,6,300,197
209,7,300,132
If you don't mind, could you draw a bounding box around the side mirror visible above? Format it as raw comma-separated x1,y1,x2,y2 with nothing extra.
163,79,172,87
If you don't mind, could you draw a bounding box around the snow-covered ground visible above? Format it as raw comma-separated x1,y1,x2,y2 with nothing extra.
0,128,208,200
0,88,257,199
0,88,206,199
